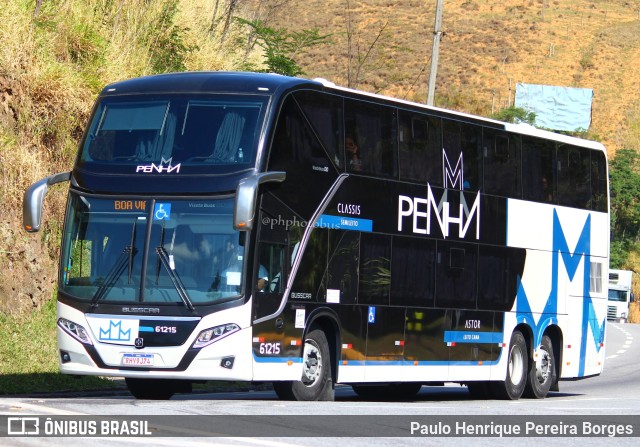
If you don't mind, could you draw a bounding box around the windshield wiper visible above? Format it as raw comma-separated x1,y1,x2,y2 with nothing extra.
155,246,195,312
90,220,138,308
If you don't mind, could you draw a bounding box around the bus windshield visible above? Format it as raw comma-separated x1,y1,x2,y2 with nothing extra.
608,289,628,302
78,94,266,173
60,194,246,305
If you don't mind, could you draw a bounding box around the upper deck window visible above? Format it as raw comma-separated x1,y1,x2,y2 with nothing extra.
78,94,267,174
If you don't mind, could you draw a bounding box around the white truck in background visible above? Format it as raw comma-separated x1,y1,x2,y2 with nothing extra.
608,269,635,322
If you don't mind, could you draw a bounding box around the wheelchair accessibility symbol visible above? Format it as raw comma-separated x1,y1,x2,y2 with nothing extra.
154,203,171,220
368,306,376,324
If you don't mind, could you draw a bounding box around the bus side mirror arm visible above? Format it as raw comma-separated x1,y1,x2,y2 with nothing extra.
23,171,71,232
233,171,286,231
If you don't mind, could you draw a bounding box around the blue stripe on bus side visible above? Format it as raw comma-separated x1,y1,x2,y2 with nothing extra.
444,331,504,344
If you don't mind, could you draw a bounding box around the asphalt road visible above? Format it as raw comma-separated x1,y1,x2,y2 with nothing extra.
1,322,638,446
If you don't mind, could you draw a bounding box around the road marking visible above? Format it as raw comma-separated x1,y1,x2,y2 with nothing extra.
0,400,86,416
98,438,306,447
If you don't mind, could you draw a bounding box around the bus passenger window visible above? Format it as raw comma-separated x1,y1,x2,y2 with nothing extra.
483,130,521,198
359,233,391,305
398,111,442,185
557,145,591,209
590,150,608,212
442,119,482,190
345,135,362,172
344,99,397,178
296,91,344,169
522,137,556,204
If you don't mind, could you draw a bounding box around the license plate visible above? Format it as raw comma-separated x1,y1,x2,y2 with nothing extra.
122,353,154,366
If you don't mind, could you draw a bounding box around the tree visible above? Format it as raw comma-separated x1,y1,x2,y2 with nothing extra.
344,0,390,90
237,18,329,77
609,149,640,267
491,106,536,125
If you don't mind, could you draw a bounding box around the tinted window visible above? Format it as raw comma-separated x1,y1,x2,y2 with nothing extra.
435,241,477,308
442,119,482,190
79,95,266,174
268,95,338,220
398,110,442,185
391,236,436,307
557,144,591,209
327,230,360,305
359,233,391,305
483,129,521,197
590,150,608,212
344,99,397,177
295,90,344,170
291,229,328,301
522,137,556,204
477,246,524,311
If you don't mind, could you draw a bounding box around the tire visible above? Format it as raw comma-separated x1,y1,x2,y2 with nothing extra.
272,329,334,401
490,331,528,400
125,378,190,400
523,334,555,399
352,383,422,401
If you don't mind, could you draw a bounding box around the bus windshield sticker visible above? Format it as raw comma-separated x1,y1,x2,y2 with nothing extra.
153,203,171,220
368,306,376,324
327,289,340,304
226,271,241,286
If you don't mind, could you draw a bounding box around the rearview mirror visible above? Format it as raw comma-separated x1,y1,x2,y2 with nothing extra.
23,172,71,232
233,171,286,231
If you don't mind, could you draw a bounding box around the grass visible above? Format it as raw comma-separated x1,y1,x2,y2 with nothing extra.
0,296,118,394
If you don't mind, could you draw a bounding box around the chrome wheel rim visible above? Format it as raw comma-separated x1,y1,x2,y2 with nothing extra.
301,339,322,386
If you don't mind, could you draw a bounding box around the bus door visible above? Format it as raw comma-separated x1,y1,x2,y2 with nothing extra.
251,200,296,380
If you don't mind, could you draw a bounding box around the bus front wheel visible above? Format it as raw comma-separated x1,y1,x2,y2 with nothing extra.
272,328,334,401
490,331,528,400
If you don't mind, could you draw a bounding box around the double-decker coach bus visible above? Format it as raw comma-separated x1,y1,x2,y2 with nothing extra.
23,72,609,400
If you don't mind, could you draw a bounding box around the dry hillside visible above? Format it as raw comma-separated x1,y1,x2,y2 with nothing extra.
267,0,640,153
0,0,638,316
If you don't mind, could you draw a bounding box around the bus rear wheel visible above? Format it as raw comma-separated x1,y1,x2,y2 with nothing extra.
272,329,334,401
523,334,555,398
490,331,528,400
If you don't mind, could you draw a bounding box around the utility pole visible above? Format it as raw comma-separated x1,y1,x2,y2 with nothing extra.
427,0,444,106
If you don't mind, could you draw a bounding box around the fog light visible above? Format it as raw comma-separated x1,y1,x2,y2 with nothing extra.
60,350,71,363
221,356,235,369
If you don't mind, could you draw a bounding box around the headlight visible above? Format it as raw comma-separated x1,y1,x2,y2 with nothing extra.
58,318,93,345
192,323,240,349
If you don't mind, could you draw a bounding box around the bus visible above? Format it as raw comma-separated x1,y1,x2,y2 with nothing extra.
23,72,609,401
608,269,634,322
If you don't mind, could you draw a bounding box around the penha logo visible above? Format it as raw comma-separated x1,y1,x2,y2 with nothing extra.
136,157,181,174
99,320,132,342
